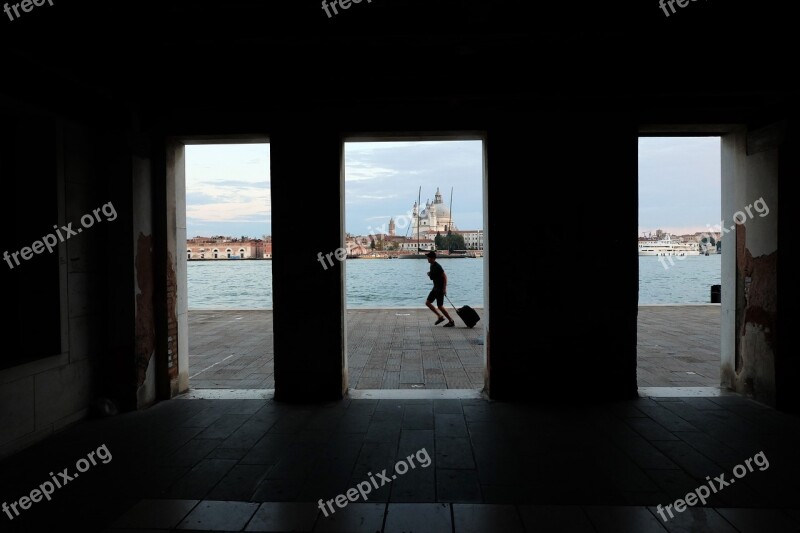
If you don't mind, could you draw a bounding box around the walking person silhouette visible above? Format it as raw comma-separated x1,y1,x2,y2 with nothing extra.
425,251,455,327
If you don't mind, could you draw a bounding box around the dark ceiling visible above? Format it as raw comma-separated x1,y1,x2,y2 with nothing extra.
1,0,796,125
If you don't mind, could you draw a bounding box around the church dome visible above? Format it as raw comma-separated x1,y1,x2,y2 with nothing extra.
420,203,450,220
413,188,455,230
433,203,450,219
419,204,450,220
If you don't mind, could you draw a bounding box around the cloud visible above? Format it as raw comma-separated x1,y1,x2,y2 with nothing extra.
199,180,270,188
185,144,272,236
187,197,270,223
343,140,484,235
185,141,486,237
351,194,398,200
346,141,445,153
187,182,270,205
345,161,398,182
185,192,219,205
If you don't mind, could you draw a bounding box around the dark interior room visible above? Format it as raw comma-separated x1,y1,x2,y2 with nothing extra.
1,0,797,531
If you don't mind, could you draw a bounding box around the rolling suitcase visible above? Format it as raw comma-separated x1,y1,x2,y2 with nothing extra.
445,296,480,328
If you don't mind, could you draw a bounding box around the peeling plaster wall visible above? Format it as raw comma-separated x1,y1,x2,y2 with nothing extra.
134,233,156,404
721,127,779,405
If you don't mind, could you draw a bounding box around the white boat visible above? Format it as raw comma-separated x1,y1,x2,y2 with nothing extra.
638,234,701,256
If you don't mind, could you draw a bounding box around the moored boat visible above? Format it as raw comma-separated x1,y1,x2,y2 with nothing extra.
638,234,700,256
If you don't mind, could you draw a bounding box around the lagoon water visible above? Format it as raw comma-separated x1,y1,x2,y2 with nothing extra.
187,254,721,309
187,258,484,309
638,253,721,304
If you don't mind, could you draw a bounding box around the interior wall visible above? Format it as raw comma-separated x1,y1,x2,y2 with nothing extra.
0,114,134,458
0,114,64,458
721,124,780,406
133,140,158,408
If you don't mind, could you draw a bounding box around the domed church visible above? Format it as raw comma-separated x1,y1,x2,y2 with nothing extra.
411,187,457,234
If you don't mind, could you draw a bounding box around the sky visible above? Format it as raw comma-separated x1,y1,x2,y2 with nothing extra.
638,137,721,236
185,144,271,239
184,137,720,239
185,140,484,238
344,141,483,236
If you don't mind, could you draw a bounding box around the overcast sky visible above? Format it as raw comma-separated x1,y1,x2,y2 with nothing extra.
344,141,483,236
185,137,720,239
185,144,271,239
638,137,721,236
185,140,484,238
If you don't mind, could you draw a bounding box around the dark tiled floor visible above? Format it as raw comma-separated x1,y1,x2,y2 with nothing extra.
189,305,721,390
1,394,799,532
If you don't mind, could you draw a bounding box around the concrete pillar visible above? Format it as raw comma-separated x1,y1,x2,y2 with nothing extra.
720,129,742,391
485,113,638,401
104,131,139,411
270,126,346,401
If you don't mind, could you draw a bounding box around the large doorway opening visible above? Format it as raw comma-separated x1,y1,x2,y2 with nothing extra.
637,136,722,390
182,142,274,391
343,138,486,391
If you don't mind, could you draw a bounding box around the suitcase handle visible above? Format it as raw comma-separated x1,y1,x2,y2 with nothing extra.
444,295,460,315
445,295,480,328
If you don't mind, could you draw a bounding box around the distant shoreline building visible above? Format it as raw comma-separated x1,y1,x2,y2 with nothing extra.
186,236,270,260
460,230,484,250
344,187,484,256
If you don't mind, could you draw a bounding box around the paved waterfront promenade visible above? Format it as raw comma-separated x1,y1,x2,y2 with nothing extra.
636,304,721,387
188,305,721,390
